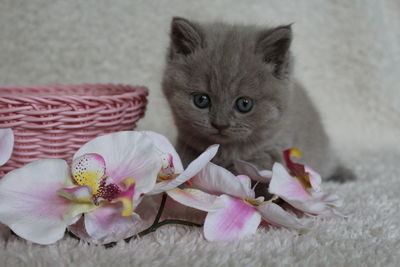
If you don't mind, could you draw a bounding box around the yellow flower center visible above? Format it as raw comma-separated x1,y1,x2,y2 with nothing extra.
158,173,180,181
74,170,103,195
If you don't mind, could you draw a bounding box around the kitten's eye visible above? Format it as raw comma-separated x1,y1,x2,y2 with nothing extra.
192,93,211,109
235,97,254,113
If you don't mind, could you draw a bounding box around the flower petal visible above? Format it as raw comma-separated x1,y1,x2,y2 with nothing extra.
142,131,184,173
269,163,312,202
0,159,93,245
83,204,144,244
0,128,14,166
304,165,322,192
149,145,219,195
283,148,306,177
236,175,255,199
316,207,347,218
58,186,93,203
292,192,346,218
167,188,225,212
111,178,136,216
284,199,334,216
234,160,272,183
191,163,253,199
204,195,261,242
257,202,307,231
73,131,161,196
71,153,105,195
315,192,342,207
278,192,344,217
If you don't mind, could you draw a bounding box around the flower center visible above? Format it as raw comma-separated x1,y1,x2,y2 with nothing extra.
158,153,179,181
244,195,279,207
69,154,136,216
95,179,121,203
158,173,179,181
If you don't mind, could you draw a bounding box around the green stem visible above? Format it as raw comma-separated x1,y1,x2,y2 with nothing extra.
152,193,168,225
103,193,202,248
122,192,168,244
156,219,203,228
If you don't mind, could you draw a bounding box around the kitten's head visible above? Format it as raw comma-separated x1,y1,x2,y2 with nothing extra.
163,18,293,145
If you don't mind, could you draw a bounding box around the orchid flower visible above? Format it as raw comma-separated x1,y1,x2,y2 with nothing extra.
269,148,344,217
0,129,15,239
167,162,307,242
236,149,344,218
143,131,219,195
0,128,14,167
0,131,161,245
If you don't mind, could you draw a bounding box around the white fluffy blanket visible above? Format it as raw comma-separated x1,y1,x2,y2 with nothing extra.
0,1,399,266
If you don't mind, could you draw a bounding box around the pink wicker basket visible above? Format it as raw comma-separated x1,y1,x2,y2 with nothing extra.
0,84,148,176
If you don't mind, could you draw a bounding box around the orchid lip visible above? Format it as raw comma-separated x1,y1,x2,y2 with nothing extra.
68,153,138,217
94,179,120,204
283,148,312,190
60,177,135,206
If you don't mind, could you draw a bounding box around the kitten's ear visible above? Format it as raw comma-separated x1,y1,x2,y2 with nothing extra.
169,17,203,59
256,25,292,79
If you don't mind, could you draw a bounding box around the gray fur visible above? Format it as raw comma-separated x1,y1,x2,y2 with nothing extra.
162,17,354,182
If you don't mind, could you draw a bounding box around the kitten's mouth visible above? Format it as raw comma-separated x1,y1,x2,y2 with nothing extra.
210,131,232,141
212,130,228,137
209,129,251,143
213,131,226,135
212,134,228,139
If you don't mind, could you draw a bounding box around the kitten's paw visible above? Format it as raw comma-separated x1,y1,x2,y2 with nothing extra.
328,165,356,183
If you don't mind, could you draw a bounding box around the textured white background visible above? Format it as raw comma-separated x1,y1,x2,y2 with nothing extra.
0,1,399,266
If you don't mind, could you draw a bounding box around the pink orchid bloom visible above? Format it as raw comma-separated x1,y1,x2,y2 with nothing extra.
0,129,16,239
142,131,219,195
235,149,344,218
269,148,344,217
0,131,161,245
167,162,307,242
0,128,14,167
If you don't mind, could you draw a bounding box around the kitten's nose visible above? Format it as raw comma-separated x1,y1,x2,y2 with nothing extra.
211,122,230,131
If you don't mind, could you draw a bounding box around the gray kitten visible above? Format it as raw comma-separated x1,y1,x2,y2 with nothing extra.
162,17,354,184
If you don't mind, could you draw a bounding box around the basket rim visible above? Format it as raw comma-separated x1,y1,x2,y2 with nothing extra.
0,83,148,99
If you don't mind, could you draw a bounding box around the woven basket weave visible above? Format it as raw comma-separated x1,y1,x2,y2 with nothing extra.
0,84,148,176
